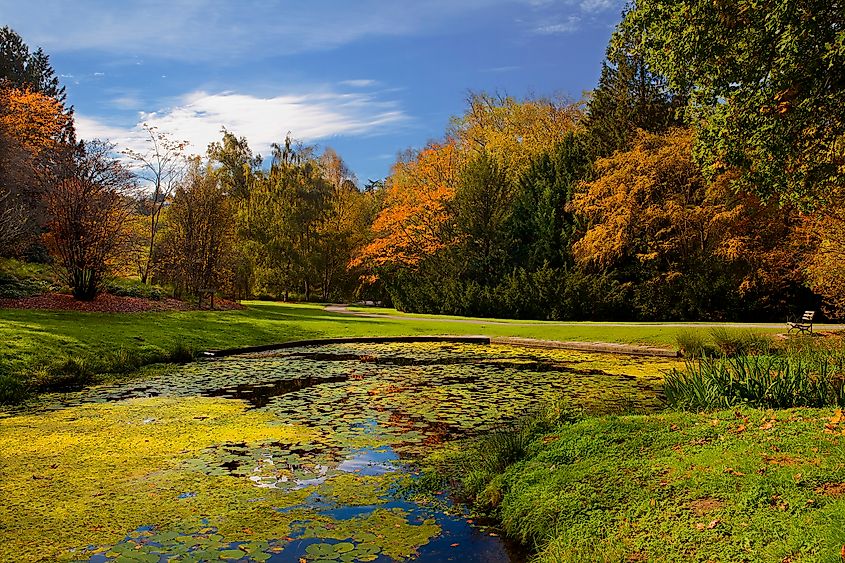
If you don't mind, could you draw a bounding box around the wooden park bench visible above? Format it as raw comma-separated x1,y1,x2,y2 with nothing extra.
787,310,815,335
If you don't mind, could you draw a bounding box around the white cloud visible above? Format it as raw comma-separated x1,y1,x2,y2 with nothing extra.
340,79,378,88
535,16,581,34
110,95,143,110
75,89,410,157
579,0,618,12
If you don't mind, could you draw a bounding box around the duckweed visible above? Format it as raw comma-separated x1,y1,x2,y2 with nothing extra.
0,343,678,561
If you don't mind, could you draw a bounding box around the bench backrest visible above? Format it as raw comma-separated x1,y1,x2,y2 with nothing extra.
801,311,815,322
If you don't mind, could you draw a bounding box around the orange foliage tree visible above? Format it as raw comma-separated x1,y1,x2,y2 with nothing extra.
0,85,72,254
353,141,462,271
572,128,804,318
0,86,70,155
43,142,135,300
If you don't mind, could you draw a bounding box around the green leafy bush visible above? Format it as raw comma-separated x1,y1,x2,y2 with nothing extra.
103,278,165,300
32,356,96,391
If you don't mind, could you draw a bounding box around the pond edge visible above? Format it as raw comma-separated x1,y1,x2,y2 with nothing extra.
203,335,678,358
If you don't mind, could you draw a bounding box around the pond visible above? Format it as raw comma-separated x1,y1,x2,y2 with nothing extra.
0,342,680,562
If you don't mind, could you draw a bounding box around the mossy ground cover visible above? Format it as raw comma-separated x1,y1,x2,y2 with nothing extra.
0,343,677,562
436,406,845,562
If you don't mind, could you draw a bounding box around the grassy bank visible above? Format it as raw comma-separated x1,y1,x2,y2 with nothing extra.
1,301,812,370
1,300,841,405
430,405,845,562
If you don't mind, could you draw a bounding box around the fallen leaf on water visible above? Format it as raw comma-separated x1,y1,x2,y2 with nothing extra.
450,543,459,547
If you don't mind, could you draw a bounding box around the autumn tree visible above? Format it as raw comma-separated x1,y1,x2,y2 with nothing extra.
0,85,72,255
123,124,188,283
353,141,462,271
572,129,804,320
43,141,135,300
620,0,845,206
804,199,845,318
156,159,235,301
1,26,74,144
450,92,582,182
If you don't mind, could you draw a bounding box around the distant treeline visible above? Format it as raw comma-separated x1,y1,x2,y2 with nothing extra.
1,0,843,321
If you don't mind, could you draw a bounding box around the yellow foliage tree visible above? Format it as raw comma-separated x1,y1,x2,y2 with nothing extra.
450,92,583,182
804,200,845,317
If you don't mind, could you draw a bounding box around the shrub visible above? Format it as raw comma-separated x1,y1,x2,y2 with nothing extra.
33,356,96,391
101,347,145,373
475,425,533,474
0,273,50,298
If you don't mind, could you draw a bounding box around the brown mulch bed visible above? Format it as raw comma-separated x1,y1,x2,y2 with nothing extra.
0,292,243,313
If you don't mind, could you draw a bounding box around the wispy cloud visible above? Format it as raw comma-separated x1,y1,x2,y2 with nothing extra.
6,0,544,61
481,65,521,73
529,0,622,35
110,95,144,110
535,16,581,34
579,0,619,12
76,89,410,157
340,79,378,88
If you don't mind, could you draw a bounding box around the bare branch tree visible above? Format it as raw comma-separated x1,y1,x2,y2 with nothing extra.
0,188,28,255
123,124,188,283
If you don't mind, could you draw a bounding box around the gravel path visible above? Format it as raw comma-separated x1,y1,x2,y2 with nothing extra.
324,304,839,330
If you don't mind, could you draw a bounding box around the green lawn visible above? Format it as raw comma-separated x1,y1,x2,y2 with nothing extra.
434,406,845,562
0,300,806,371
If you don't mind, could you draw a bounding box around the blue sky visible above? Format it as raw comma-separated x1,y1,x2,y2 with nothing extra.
3,0,625,183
